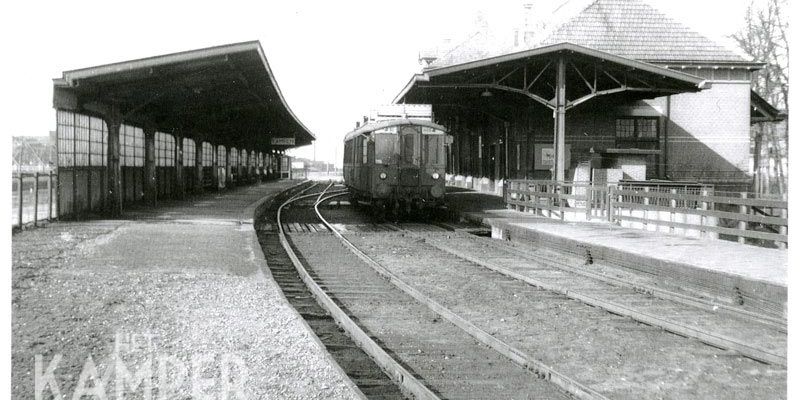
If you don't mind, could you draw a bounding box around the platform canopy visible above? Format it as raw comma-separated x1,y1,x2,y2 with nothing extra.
394,42,708,181
750,90,787,124
53,41,314,149
395,42,707,111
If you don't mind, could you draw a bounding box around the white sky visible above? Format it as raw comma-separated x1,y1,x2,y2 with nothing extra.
0,0,769,166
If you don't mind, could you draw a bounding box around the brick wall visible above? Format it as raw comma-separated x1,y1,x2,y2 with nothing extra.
664,82,751,183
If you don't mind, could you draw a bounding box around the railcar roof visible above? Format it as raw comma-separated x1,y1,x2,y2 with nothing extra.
344,119,448,141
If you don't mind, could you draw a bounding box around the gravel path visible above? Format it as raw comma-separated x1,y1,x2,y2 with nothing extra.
12,184,361,399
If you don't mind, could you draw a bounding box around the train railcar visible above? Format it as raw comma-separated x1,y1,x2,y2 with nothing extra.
343,118,447,214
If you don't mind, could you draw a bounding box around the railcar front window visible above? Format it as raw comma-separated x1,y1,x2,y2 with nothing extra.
424,134,444,165
400,126,419,166
374,134,397,164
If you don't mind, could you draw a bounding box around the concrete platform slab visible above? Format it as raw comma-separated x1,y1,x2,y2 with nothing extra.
451,194,787,320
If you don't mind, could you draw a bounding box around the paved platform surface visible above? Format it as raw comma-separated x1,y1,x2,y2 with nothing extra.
12,181,362,399
445,189,788,316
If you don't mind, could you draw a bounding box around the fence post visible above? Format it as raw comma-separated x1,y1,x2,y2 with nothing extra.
669,188,677,234
558,183,565,221
737,192,748,244
33,173,40,227
700,189,708,238
642,187,650,230
17,174,24,228
48,171,54,221
777,194,787,249
544,183,549,217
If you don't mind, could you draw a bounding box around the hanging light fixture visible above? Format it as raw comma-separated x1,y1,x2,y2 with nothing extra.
481,89,493,97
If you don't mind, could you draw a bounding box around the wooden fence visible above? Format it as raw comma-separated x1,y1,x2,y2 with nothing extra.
505,180,788,248
12,171,58,229
506,180,612,221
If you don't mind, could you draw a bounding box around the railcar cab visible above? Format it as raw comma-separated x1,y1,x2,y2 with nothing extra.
343,119,449,210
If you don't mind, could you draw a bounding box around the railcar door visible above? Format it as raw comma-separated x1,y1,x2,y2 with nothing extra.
398,126,421,187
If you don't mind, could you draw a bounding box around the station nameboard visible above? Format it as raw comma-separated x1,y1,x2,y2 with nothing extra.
271,137,295,146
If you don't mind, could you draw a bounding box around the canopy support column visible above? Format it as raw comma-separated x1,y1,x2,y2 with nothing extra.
175,133,184,199
106,111,123,217
553,55,567,182
144,129,157,206
195,140,204,193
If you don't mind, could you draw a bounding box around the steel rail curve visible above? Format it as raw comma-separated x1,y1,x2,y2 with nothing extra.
312,189,609,400
277,182,442,400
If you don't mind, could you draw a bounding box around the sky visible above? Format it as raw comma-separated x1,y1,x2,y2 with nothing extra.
0,0,772,166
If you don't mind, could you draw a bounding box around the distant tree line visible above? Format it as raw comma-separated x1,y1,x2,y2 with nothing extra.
732,0,789,195
13,135,55,173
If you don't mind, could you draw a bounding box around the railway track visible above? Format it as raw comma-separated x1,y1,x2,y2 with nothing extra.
311,184,783,399
261,182,785,399
265,182,576,399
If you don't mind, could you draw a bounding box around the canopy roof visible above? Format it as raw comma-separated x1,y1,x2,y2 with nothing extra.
344,119,447,141
53,41,313,149
750,91,787,124
395,42,707,114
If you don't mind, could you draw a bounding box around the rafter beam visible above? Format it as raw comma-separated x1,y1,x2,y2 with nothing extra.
526,60,552,91
420,83,555,109
602,70,623,87
571,62,595,93
565,87,684,110
494,67,520,85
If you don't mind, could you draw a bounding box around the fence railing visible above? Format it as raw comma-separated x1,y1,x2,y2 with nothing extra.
505,179,788,249
506,180,612,221
11,171,57,229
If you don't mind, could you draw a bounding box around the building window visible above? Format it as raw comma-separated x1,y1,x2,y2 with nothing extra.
217,145,226,167
230,147,238,167
615,119,635,139
155,132,175,167
183,138,196,167
615,117,658,142
202,142,214,167
56,110,108,167
88,117,107,166
121,124,145,167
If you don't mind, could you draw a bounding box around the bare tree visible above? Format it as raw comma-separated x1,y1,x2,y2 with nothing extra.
732,0,789,195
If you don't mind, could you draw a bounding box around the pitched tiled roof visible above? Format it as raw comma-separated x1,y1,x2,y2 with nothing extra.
428,30,515,70
428,0,750,68
539,0,748,63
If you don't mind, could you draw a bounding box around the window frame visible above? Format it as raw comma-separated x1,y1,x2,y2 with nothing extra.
615,117,660,143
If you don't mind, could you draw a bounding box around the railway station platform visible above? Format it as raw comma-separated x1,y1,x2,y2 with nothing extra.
445,190,788,319
11,180,362,399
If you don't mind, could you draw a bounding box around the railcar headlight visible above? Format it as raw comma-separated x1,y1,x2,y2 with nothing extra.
379,172,387,180
431,172,440,180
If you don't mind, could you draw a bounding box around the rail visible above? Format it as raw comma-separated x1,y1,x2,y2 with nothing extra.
505,180,788,248
277,184,440,400
12,171,57,230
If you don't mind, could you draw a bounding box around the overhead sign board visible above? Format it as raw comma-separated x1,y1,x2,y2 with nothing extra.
370,104,432,122
270,137,295,146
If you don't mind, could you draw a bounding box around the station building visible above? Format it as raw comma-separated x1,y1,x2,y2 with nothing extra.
395,0,782,192
52,41,312,219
